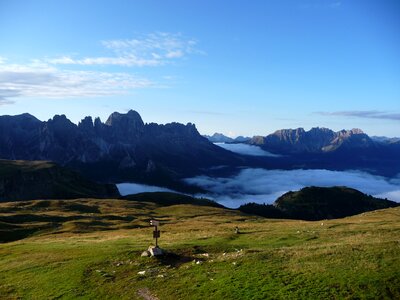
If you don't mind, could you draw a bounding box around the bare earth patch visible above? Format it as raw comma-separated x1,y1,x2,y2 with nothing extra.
137,288,160,300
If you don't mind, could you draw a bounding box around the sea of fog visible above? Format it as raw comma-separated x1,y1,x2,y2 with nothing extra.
117,183,175,195
117,168,400,209
214,142,280,157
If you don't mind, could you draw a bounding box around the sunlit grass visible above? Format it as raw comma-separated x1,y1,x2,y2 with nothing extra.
1,199,399,299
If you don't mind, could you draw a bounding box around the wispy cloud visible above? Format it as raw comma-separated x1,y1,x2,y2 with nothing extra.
47,32,202,67
0,32,200,102
0,96,15,105
0,63,153,101
185,168,400,208
316,110,400,121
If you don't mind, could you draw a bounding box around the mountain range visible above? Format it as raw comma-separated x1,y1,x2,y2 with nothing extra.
203,133,251,143
206,128,400,177
0,111,242,189
249,127,383,153
1,111,399,189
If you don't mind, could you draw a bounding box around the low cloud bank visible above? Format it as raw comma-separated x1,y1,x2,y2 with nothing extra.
215,143,280,157
185,169,400,208
117,183,174,195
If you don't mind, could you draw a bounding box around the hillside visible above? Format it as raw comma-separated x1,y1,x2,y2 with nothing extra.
239,186,398,221
275,186,398,220
0,198,399,299
0,159,119,201
121,192,223,208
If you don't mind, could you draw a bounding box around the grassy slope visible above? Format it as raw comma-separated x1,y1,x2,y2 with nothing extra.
0,199,399,299
0,159,55,177
0,160,119,201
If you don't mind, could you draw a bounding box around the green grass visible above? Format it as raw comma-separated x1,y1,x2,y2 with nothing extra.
1,199,399,299
0,159,55,177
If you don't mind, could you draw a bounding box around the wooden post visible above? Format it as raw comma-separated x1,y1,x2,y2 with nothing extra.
150,220,160,247
155,225,158,247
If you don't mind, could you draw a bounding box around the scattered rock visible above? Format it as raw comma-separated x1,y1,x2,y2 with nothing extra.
138,271,146,276
148,246,164,257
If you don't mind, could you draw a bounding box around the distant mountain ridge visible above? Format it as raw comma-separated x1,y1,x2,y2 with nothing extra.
249,127,376,154
205,127,399,177
0,110,241,186
204,133,251,143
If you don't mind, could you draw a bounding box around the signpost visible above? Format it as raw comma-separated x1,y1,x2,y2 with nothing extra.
150,219,160,247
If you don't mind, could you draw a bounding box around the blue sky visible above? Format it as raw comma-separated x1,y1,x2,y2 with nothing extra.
0,0,399,137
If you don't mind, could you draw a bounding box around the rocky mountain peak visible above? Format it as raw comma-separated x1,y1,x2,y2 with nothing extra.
48,114,76,130
258,126,373,154
105,110,144,128
78,116,94,133
349,128,364,135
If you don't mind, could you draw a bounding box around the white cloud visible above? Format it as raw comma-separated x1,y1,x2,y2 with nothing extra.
0,32,201,102
0,63,153,100
165,50,184,58
117,183,174,195
215,143,281,157
316,110,400,121
185,169,400,208
48,32,201,67
47,55,161,67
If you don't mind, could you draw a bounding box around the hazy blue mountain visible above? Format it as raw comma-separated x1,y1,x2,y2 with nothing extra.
371,136,400,144
203,133,234,143
204,133,251,143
